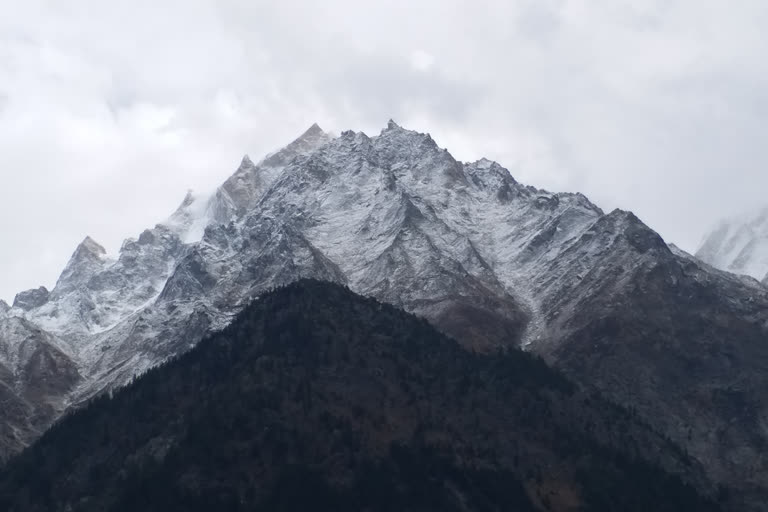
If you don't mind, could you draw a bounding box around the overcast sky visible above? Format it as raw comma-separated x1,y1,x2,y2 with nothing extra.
2,0,768,302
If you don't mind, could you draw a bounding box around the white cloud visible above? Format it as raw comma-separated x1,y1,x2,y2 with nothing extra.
2,0,768,301
410,50,435,72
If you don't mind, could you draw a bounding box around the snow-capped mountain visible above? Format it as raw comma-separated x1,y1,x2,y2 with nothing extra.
2,121,768,509
164,123,335,244
696,207,768,283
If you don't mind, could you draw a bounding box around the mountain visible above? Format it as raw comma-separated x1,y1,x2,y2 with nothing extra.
0,315,80,457
164,123,335,243
696,207,768,282
0,281,721,512
2,121,768,509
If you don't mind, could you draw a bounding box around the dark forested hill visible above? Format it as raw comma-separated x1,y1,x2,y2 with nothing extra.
0,280,722,512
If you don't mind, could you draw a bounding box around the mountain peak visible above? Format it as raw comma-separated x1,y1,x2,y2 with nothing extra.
169,190,197,218
52,236,110,295
163,189,215,244
239,154,255,169
291,123,328,145
12,286,50,311
261,123,333,169
182,189,195,205
378,120,428,143
76,236,107,259
468,157,503,173
301,122,325,138
0,299,8,314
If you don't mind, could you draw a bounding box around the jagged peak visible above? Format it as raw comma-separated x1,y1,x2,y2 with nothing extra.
0,299,9,313
467,157,507,174
301,122,325,138
167,189,207,223
378,121,436,146
51,237,107,284
177,189,196,209
76,236,107,259
604,208,637,223
261,123,333,169
338,129,371,144
599,209,669,254
289,123,330,146
239,154,255,169
49,235,112,296
380,119,411,136
12,286,50,311
162,187,218,244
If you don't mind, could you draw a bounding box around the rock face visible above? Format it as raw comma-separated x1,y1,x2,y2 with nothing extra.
697,207,768,282
2,121,768,509
0,316,81,458
12,287,50,311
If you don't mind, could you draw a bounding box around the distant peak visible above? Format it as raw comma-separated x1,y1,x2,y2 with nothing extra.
64,236,109,267
380,120,422,139
604,208,641,224
239,154,255,169
52,236,110,295
163,190,200,231
179,189,195,207
78,236,107,257
470,157,496,169
261,123,333,168
165,188,214,240
299,122,326,139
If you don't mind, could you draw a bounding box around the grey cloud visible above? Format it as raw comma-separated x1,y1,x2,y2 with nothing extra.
515,0,564,43
311,51,485,126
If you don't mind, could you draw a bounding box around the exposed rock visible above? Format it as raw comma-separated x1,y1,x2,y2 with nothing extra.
12,287,50,311
51,237,110,299
0,316,80,460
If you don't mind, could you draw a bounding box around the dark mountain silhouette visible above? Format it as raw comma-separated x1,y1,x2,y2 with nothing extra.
0,280,720,512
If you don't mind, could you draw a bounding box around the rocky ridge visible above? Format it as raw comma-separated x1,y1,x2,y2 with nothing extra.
2,121,768,509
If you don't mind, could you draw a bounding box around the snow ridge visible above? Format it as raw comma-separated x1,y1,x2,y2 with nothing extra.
0,120,696,448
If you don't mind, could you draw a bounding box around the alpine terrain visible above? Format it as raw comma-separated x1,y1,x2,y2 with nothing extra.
0,280,721,511
697,207,768,284
1,121,768,509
